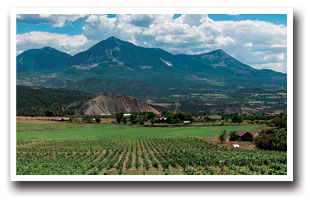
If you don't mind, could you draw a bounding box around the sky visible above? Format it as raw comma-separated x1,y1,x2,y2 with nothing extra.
16,14,287,73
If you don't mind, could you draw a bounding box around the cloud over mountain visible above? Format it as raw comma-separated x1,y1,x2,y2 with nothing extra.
16,31,93,55
16,14,287,73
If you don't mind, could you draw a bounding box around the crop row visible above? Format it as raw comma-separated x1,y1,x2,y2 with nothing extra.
17,138,287,175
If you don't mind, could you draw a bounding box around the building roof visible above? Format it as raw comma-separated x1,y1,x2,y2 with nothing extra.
236,130,251,137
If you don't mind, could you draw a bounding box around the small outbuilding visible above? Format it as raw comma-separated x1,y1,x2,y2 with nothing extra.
236,130,253,141
56,117,71,122
231,144,240,149
183,121,191,124
160,117,167,121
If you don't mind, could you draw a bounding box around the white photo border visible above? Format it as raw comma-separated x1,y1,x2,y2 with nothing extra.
10,7,293,181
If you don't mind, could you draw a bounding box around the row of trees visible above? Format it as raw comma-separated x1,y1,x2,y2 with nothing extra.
115,111,194,125
221,113,287,124
115,111,287,126
116,112,156,125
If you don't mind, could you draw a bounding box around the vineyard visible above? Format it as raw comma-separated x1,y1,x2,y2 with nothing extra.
17,138,287,175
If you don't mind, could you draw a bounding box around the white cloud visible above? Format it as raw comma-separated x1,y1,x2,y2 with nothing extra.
245,43,253,47
253,63,286,73
16,31,94,55
81,14,287,73
16,14,287,73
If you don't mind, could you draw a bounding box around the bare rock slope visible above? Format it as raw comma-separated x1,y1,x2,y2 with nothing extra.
82,92,159,115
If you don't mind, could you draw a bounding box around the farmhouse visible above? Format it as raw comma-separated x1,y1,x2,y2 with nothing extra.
123,114,131,117
236,130,253,141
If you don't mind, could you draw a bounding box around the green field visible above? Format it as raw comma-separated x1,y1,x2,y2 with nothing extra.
17,123,260,141
17,138,287,175
16,122,287,175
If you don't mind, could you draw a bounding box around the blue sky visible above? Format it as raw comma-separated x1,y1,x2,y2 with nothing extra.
17,14,287,35
16,14,287,73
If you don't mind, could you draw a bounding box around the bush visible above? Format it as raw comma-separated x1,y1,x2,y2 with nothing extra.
151,117,155,125
231,114,243,124
254,128,287,151
82,115,92,123
115,112,124,124
44,110,55,117
229,130,239,141
95,117,101,123
218,130,227,143
268,117,287,129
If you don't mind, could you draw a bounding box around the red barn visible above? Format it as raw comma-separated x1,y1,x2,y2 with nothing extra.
236,130,253,142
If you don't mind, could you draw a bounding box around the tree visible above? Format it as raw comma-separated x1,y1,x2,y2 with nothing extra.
137,116,144,125
218,130,227,144
129,112,138,124
269,117,287,129
115,112,124,124
123,117,127,124
146,112,155,120
229,130,239,141
95,117,101,123
254,128,287,151
82,115,92,123
67,110,75,115
231,113,243,124
44,110,55,117
151,117,155,125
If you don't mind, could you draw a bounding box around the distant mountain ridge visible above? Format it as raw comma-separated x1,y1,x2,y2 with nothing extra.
17,47,71,73
17,36,287,96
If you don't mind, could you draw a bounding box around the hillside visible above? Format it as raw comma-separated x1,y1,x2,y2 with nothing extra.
17,85,159,116
81,92,159,115
17,85,93,115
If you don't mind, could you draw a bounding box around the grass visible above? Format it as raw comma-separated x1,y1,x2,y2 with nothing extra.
17,122,260,142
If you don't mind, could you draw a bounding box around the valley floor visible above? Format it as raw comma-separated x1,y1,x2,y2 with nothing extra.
16,117,286,175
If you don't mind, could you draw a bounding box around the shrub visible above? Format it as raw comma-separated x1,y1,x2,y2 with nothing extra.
218,130,227,143
254,128,287,151
123,117,127,124
95,117,101,123
231,113,243,124
82,115,92,123
229,130,239,141
115,112,124,124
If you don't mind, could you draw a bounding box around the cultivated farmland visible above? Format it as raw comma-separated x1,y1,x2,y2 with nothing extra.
16,121,286,175
17,138,286,175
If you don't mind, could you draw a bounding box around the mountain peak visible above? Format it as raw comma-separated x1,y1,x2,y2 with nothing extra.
42,46,54,50
90,36,128,51
17,46,71,73
104,36,125,44
208,49,228,55
106,36,119,41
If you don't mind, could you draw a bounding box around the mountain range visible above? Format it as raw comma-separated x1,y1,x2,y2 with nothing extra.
17,36,287,99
